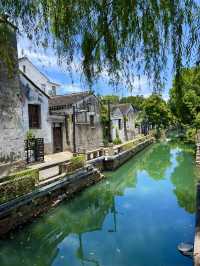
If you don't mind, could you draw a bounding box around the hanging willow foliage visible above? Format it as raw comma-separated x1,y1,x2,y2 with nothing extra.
0,0,200,92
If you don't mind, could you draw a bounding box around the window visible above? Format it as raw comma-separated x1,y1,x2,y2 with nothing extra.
118,119,122,130
23,65,26,73
90,115,95,127
28,104,41,129
52,85,56,95
76,112,86,123
41,84,46,92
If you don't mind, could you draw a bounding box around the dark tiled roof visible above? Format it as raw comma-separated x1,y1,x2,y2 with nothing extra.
49,91,90,107
111,103,133,115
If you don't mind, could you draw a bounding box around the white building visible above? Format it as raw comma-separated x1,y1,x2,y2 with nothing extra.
110,103,139,143
19,59,104,155
0,23,103,164
20,71,104,155
20,71,53,154
19,57,60,96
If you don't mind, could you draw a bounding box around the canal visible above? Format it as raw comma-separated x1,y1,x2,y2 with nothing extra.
0,140,199,266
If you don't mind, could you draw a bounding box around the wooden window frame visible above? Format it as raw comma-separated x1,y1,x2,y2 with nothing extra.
90,115,95,127
28,104,41,129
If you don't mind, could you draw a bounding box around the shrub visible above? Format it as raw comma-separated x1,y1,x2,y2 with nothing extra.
0,169,39,204
69,154,86,171
194,113,200,129
186,128,196,143
103,138,109,147
26,130,35,140
113,128,122,145
122,142,134,151
113,138,122,145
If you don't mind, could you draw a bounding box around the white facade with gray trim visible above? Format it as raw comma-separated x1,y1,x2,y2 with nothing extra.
110,104,139,143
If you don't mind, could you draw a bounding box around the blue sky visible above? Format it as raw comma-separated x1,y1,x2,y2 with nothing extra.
17,34,172,100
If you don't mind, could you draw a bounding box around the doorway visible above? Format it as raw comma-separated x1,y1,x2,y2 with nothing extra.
53,126,63,153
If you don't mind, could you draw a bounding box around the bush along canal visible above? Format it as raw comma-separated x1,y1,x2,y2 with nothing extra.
0,140,199,266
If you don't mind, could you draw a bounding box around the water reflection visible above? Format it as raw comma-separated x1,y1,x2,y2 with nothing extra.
171,147,199,213
0,141,198,266
0,166,136,266
138,143,171,180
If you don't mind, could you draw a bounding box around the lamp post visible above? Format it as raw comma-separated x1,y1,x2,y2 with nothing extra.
72,105,76,154
107,100,112,143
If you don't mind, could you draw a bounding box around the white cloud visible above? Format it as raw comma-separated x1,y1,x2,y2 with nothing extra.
17,34,159,97
58,83,83,95
18,39,61,69
17,34,82,74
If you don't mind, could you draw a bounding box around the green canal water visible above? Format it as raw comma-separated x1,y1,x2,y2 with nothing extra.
0,140,199,266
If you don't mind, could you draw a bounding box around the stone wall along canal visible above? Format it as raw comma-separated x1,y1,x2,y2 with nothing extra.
0,140,199,266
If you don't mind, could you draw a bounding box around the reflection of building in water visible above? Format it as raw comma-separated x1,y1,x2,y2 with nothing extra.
137,142,171,180
0,142,197,266
0,164,138,266
76,197,118,266
77,234,100,266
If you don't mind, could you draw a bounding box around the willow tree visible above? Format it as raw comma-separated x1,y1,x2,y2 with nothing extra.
0,0,200,92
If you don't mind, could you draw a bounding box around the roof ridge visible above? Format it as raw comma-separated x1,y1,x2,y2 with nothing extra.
20,70,50,99
18,56,60,86
49,91,91,107
51,91,89,98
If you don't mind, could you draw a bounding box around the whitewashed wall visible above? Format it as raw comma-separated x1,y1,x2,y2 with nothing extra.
111,108,125,142
19,58,59,95
20,74,53,154
0,23,25,162
126,111,138,140
111,108,139,143
74,95,104,152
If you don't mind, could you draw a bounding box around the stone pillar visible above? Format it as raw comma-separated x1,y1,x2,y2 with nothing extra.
0,19,24,163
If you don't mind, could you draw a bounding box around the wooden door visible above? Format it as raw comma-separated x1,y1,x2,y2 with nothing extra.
53,127,63,153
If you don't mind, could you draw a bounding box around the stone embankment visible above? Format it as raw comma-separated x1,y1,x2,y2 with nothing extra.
88,135,154,170
0,166,103,236
196,131,200,166
194,131,200,266
194,183,200,266
0,135,154,236
103,137,154,170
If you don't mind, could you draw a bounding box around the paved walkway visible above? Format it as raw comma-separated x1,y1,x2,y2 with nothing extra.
44,151,73,163
30,151,73,169
29,151,73,180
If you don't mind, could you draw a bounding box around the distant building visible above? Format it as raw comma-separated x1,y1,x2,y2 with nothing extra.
19,57,60,96
110,103,139,142
49,92,104,153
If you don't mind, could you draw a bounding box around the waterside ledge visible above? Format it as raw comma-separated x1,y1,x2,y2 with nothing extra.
0,166,104,237
195,182,200,266
0,137,154,237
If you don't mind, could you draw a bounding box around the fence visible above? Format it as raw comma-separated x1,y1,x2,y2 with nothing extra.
25,138,44,164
